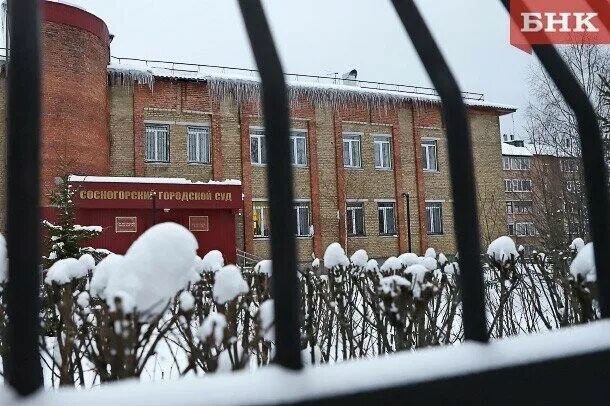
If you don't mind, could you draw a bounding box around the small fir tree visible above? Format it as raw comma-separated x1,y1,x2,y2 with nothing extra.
42,175,102,268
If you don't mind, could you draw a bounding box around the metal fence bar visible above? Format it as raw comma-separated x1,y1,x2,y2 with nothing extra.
500,0,610,317
4,0,44,395
236,0,302,370
390,0,487,342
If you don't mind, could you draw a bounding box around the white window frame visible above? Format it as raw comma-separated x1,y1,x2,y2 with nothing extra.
343,133,362,168
422,139,438,172
510,157,531,170
187,126,211,164
502,156,511,170
290,130,308,167
561,159,578,172
505,179,532,192
346,202,365,236
377,202,397,235
515,222,536,237
425,201,443,235
294,201,311,237
250,128,266,165
145,124,170,163
253,200,270,238
373,134,392,170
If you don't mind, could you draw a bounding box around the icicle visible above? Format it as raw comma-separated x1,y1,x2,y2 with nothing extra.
206,74,439,111
107,64,154,90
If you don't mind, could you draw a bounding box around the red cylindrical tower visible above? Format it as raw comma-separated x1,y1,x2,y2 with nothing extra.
40,1,111,202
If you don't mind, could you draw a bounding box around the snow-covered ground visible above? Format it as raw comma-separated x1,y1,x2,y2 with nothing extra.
3,320,610,405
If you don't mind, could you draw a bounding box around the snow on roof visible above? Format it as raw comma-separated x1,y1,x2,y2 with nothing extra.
68,175,241,186
501,142,533,157
107,64,516,112
3,320,610,405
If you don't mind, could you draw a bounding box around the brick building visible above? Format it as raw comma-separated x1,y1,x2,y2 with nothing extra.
0,1,515,264
502,134,585,253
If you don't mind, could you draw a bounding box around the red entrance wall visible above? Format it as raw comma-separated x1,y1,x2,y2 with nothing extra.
44,180,242,264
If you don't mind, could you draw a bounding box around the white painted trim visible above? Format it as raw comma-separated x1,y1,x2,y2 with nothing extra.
178,121,211,127
374,198,396,203
182,109,212,116
342,131,364,136
346,198,368,203
371,133,392,138
144,120,173,126
425,199,446,203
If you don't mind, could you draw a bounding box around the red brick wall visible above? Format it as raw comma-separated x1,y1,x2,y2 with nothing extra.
41,21,110,203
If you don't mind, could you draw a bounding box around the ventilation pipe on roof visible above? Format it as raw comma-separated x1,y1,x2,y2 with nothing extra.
342,69,358,86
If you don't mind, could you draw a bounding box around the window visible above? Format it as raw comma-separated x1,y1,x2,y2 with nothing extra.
145,124,169,162
377,202,396,235
346,202,365,236
422,139,438,171
426,202,443,235
515,222,536,237
503,156,511,170
510,157,531,170
290,130,308,166
343,134,362,168
294,202,311,237
561,159,578,172
566,180,580,192
514,201,533,214
505,179,532,192
506,201,514,214
374,135,392,169
250,128,267,165
507,223,515,236
253,201,270,237
187,126,210,164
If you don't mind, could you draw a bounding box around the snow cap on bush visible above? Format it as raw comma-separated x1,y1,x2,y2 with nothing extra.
90,254,124,298
45,258,88,285
197,312,227,346
258,299,274,341
438,253,448,265
379,275,411,296
365,259,379,273
380,256,402,272
213,265,249,304
104,222,199,315
311,258,320,268
350,249,368,268
254,259,272,277
487,236,518,264
424,247,437,259
78,253,96,271
324,243,349,269
201,250,224,273
398,252,419,267
569,238,585,253
192,255,205,274
421,257,438,271
406,264,430,298
570,242,596,282
178,291,195,312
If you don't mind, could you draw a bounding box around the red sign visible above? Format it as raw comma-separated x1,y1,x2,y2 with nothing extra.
189,216,209,232
115,217,137,233
510,0,610,52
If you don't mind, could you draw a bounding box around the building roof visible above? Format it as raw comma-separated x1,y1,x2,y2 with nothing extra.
107,63,517,113
501,142,533,157
68,175,241,185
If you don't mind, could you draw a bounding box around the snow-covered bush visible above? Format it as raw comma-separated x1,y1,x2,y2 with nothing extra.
0,235,601,389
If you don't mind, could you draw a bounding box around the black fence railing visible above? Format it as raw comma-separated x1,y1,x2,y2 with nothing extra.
4,0,610,402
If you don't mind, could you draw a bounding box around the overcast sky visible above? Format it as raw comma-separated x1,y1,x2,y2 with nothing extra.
68,0,536,135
